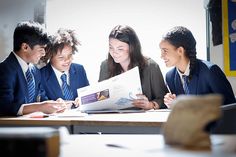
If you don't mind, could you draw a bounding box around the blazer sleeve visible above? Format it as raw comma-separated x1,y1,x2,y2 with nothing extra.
0,63,25,116
83,66,89,86
142,59,168,109
151,63,168,109
77,64,90,86
32,66,48,102
208,65,235,104
165,68,177,95
98,60,109,82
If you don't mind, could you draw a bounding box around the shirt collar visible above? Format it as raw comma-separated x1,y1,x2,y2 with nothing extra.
13,52,32,73
177,61,190,77
51,65,69,78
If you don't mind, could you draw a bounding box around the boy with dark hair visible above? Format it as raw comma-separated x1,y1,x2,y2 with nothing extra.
0,21,66,116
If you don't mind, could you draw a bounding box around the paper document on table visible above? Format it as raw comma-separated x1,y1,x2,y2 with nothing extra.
77,67,142,112
56,109,88,117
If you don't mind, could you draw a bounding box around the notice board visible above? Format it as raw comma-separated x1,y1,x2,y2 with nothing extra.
223,0,236,76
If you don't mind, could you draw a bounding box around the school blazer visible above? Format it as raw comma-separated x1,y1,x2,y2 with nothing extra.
166,59,236,105
0,52,47,116
40,63,89,100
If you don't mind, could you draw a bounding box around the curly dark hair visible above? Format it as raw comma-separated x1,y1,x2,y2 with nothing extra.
42,28,80,63
162,26,197,78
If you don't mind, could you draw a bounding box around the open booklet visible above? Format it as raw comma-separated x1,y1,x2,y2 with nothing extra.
77,67,143,113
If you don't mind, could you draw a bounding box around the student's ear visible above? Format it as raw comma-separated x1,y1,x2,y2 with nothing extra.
177,46,185,56
21,43,29,51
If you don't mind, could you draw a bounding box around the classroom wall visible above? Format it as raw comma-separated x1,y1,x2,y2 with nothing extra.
46,0,207,84
0,0,45,61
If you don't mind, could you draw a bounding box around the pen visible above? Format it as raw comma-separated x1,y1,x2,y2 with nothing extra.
36,95,41,102
106,144,128,149
71,103,78,109
166,83,172,94
30,115,49,118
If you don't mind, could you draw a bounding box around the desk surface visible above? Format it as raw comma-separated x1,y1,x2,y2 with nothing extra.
0,116,72,126
61,134,236,157
71,110,169,127
0,110,169,126
0,110,170,134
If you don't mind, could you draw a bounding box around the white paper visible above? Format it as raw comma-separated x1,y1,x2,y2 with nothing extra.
56,109,88,117
77,67,142,112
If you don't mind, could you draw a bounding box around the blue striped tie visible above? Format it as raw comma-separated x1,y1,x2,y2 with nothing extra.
26,68,35,103
61,74,73,100
182,75,190,94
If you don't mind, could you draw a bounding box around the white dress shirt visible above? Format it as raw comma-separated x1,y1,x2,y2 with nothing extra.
13,52,33,115
51,65,70,89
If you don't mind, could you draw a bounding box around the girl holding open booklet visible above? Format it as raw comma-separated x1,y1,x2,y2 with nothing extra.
99,25,168,110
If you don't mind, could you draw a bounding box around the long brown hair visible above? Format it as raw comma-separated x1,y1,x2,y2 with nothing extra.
107,25,147,78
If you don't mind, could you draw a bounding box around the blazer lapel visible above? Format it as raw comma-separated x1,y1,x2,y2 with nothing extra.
9,53,29,101
18,66,28,100
46,65,64,98
69,65,77,99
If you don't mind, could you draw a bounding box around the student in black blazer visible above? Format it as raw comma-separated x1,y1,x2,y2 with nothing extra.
159,26,235,107
40,28,89,106
0,21,67,116
99,25,168,110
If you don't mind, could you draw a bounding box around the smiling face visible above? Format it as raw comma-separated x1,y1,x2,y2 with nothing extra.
23,44,46,64
109,38,130,69
50,44,73,72
159,40,184,68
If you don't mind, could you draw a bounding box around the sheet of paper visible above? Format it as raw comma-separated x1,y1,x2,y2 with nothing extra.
77,67,142,112
56,109,88,117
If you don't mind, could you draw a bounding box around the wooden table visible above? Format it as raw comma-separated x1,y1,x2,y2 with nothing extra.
60,134,236,157
71,110,169,134
0,116,74,132
0,110,170,134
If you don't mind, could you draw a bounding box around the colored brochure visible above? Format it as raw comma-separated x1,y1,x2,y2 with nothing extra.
77,66,142,112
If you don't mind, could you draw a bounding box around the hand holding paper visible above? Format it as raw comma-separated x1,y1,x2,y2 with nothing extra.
77,67,142,112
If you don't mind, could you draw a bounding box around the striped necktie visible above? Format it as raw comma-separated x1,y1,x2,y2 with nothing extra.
61,73,73,100
182,75,190,94
26,68,35,103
